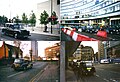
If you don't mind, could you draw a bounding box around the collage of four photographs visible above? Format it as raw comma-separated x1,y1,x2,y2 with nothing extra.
0,0,120,82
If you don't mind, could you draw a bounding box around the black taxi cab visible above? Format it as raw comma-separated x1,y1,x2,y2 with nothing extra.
11,58,33,71
2,23,31,39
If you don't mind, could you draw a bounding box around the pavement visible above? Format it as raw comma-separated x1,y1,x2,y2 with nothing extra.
24,26,60,37
66,67,78,82
37,62,60,82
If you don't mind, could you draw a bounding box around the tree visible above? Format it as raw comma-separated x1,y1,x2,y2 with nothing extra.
0,15,8,26
48,11,58,34
14,41,21,58
49,11,58,25
39,10,49,32
29,10,36,27
22,13,28,26
14,15,21,24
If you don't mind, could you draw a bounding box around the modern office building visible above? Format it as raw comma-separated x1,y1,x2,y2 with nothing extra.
60,0,120,26
36,0,60,27
31,41,38,59
98,41,105,61
106,41,120,58
98,41,120,61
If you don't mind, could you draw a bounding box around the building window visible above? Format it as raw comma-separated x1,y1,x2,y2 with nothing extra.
109,7,113,12
57,0,60,5
115,4,120,11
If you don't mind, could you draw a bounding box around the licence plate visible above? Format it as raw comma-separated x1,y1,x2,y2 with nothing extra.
87,68,92,70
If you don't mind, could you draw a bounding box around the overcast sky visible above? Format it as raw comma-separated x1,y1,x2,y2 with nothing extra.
81,41,98,54
0,41,59,57
0,0,48,19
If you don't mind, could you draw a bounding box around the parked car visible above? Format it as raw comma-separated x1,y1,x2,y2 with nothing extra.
104,25,117,34
86,25,96,33
94,26,101,33
2,23,31,39
72,25,79,31
100,59,110,64
114,25,120,34
80,26,87,32
11,58,33,71
113,58,120,63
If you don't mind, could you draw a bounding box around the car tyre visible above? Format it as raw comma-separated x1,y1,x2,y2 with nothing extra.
2,31,5,35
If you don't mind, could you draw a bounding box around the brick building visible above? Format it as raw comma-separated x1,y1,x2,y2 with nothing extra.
0,42,23,65
45,43,60,60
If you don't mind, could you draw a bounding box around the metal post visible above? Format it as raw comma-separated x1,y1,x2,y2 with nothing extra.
29,50,32,62
102,41,107,59
51,0,53,34
51,25,52,34
3,41,6,58
60,41,65,82
9,0,11,20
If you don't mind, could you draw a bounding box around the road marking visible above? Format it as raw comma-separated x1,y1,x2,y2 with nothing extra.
96,74,100,77
115,63,120,64
110,79,117,82
112,80,117,82
7,71,24,78
29,70,44,82
97,68,104,70
103,78,109,82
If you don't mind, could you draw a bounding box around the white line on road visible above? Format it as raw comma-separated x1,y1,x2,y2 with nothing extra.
7,71,24,78
103,78,109,82
110,79,117,82
96,74,100,77
29,70,44,82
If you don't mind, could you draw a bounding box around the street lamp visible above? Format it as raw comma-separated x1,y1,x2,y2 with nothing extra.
29,49,33,62
102,41,107,59
9,0,11,21
51,0,53,34
3,41,6,59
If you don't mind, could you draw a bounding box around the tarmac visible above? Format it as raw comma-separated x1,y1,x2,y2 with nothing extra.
37,62,60,82
66,67,78,82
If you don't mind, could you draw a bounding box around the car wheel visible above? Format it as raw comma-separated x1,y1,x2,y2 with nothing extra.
14,33,18,39
2,31,5,35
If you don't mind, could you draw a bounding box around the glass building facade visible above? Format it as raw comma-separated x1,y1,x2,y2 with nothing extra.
60,0,120,26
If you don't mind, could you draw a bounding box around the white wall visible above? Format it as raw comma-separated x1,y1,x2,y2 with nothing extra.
36,0,60,27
